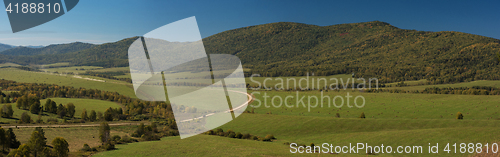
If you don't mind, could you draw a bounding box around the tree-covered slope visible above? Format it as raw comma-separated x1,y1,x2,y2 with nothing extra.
0,43,13,52
0,37,137,67
203,21,500,83
0,42,95,56
2,21,500,83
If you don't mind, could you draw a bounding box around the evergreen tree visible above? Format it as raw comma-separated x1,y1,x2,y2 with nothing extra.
0,128,6,152
52,137,69,157
6,128,20,149
28,129,47,157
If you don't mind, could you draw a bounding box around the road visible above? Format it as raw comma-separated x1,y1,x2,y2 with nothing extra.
179,89,253,123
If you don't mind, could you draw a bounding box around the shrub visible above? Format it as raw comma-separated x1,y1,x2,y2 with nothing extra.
103,141,115,150
310,143,315,147
265,134,275,140
80,144,92,152
46,118,58,123
206,130,214,135
360,112,366,118
228,132,236,138
235,132,243,139
111,135,121,142
251,136,258,140
242,133,251,139
215,128,223,133
457,112,464,119
217,132,225,136
120,135,136,143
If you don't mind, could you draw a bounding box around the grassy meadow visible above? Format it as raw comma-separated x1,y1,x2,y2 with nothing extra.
0,68,137,98
1,65,499,156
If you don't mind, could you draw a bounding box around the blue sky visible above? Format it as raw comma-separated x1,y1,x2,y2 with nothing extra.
0,0,499,46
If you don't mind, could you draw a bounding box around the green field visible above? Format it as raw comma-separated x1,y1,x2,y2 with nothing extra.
0,62,21,68
387,80,500,91
0,68,137,98
3,67,500,156
248,90,500,119
96,90,500,156
95,135,327,157
246,74,365,89
41,66,104,74
0,98,122,123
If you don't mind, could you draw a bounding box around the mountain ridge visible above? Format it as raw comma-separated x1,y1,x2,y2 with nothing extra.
0,43,13,52
0,42,95,56
1,21,499,83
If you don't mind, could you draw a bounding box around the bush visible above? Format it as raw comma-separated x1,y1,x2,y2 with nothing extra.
46,118,58,123
120,135,136,143
265,134,275,140
111,135,121,142
80,144,92,152
242,133,251,139
103,142,115,150
235,132,243,139
228,132,236,138
360,112,366,118
251,136,258,140
457,112,464,119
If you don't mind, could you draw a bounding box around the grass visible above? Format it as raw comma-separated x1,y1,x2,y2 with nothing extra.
40,62,70,68
0,98,122,123
245,74,363,89
0,63,21,68
248,90,500,120
94,114,500,156
94,135,326,157
386,80,500,91
219,114,500,156
0,68,136,98
41,66,104,74
96,90,500,156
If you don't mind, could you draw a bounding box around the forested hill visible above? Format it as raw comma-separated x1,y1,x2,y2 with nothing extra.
0,37,137,67
1,21,500,83
203,21,500,83
0,42,95,56
0,43,13,52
